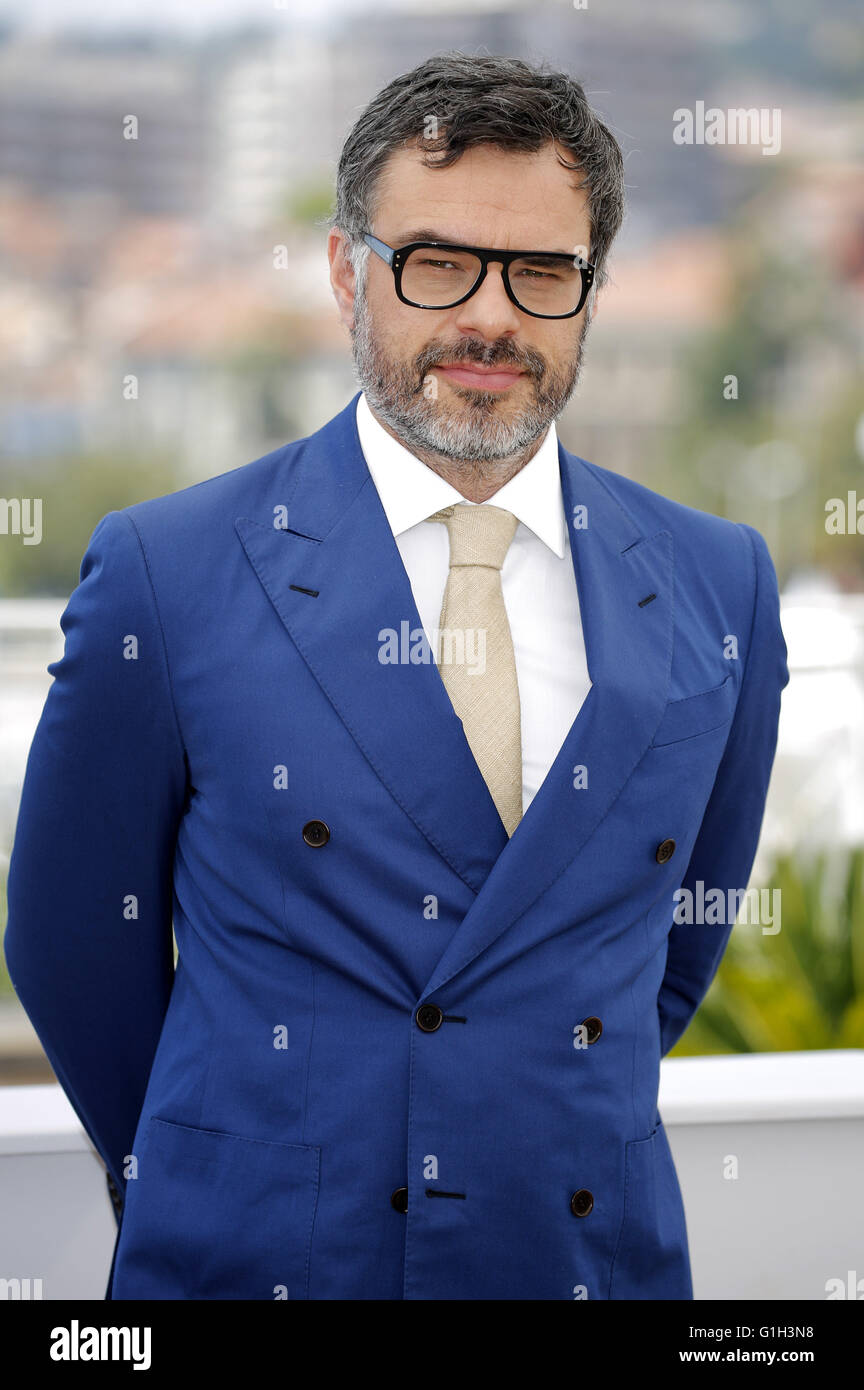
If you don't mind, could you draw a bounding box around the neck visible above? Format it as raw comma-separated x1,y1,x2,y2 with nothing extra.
367,404,550,503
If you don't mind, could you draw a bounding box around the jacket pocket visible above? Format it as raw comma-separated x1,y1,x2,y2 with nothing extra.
651,674,736,747
607,1122,692,1300
111,1116,320,1300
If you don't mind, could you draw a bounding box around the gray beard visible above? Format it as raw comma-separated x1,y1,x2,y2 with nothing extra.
349,289,589,471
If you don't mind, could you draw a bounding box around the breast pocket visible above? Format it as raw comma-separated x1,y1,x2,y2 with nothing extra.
651,673,736,747
112,1116,320,1300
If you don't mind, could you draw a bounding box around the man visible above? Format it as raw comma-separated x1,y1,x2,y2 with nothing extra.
5,53,788,1301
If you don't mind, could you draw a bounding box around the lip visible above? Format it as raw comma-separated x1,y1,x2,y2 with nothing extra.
435,363,526,392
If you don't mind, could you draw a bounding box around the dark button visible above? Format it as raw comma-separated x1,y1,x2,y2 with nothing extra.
415,1003,444,1033
655,837,676,864
582,1016,603,1044
302,819,330,848
570,1188,594,1217
391,1186,408,1214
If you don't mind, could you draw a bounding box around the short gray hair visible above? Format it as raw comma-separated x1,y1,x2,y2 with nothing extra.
331,52,625,291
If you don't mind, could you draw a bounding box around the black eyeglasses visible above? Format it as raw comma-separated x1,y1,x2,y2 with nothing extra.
363,233,595,320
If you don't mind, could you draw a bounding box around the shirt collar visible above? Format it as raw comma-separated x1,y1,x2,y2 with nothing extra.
356,391,566,559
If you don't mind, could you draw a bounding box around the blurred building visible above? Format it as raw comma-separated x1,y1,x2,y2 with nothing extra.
0,5,861,510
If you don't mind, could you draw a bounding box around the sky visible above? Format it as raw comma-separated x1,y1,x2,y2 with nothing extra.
0,0,509,35
2,0,343,30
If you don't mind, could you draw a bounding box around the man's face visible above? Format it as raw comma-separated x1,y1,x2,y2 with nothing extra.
329,141,596,468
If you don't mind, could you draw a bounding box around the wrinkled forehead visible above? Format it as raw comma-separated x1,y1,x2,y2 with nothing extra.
371,141,592,255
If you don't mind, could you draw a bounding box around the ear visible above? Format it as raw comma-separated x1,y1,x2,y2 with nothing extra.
328,228,357,331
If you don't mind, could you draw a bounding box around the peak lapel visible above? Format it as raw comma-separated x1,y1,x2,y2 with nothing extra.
235,394,508,894
421,446,674,998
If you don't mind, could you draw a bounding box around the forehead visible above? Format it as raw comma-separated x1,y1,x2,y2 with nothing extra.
372,141,591,253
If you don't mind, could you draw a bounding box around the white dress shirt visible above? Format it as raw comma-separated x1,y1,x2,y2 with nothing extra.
356,391,591,814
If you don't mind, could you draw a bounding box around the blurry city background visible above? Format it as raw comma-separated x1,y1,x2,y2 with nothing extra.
1,0,863,1078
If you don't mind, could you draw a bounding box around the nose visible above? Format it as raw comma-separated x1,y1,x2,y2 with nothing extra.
451,261,522,341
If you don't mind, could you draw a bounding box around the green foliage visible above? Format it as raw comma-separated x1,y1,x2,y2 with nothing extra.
0,452,176,596
672,847,864,1055
282,180,334,229
646,214,864,589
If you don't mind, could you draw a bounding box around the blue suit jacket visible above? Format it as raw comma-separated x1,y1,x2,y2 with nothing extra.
5,393,788,1300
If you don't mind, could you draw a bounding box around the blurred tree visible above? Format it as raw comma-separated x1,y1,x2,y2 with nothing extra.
672,847,864,1055
281,180,335,229
0,452,176,596
651,214,863,587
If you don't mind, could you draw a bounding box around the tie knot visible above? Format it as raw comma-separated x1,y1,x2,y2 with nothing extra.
428,503,518,570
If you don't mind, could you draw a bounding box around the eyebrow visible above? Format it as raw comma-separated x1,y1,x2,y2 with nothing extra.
389,228,577,257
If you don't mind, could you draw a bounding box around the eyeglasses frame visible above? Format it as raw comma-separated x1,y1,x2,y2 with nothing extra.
362,233,596,320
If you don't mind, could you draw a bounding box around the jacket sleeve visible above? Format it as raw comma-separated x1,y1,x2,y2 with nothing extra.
657,522,789,1057
3,509,187,1203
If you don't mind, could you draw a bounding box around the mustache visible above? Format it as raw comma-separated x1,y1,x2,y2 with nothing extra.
414,337,547,384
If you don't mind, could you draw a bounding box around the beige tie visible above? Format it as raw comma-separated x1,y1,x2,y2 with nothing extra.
428,504,523,836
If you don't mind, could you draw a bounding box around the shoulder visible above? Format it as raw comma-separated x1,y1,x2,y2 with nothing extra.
79,436,311,580
570,452,776,602
125,437,307,536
